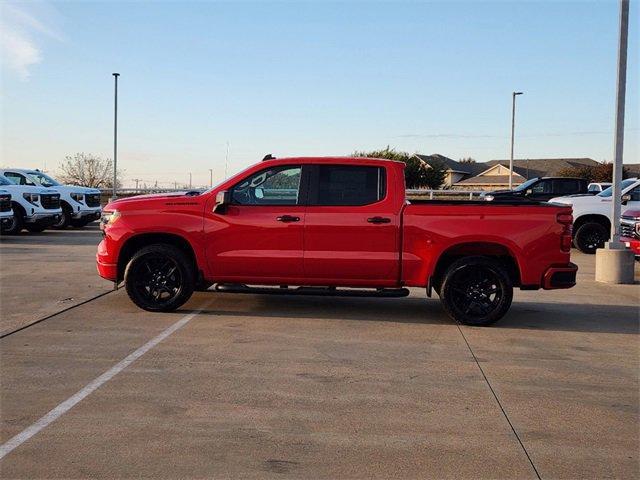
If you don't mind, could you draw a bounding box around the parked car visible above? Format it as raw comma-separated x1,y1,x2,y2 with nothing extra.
620,208,640,259
550,178,640,254
0,168,102,229
0,187,14,231
0,174,62,234
587,182,612,194
483,177,589,202
97,156,577,326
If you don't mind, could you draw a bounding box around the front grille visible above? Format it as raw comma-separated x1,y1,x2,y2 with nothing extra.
620,220,637,239
0,195,10,212
40,194,60,210
85,193,101,207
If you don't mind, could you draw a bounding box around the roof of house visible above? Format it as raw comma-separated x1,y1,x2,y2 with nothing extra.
485,158,598,178
414,154,476,174
456,174,526,185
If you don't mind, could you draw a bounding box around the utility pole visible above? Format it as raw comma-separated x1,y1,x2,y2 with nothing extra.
209,168,213,188
189,172,192,189
133,178,140,191
174,181,178,190
595,0,634,284
225,141,230,178
112,73,120,200
509,91,523,189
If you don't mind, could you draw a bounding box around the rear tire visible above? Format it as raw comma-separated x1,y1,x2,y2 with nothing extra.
124,244,195,312
439,256,513,326
574,222,608,254
52,205,71,229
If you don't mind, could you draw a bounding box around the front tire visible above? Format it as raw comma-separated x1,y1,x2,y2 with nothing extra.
574,222,608,254
439,256,513,326
124,244,195,312
25,224,47,233
2,210,23,235
52,205,72,229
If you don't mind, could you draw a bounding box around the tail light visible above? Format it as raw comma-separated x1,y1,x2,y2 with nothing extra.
557,212,573,252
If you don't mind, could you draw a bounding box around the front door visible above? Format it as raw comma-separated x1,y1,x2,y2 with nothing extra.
303,164,400,286
204,164,307,282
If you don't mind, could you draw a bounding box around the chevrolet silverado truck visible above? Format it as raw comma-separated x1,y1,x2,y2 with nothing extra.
0,174,61,234
620,208,640,259
0,168,102,229
97,157,577,326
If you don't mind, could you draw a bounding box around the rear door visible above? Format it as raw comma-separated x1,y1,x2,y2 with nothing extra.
303,164,400,286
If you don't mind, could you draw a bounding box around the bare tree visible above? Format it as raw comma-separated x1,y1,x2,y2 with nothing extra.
57,153,124,188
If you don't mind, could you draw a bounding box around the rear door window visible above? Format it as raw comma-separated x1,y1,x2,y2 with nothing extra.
555,179,580,195
309,165,386,206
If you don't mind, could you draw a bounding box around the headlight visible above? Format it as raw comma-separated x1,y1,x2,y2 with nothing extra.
100,210,120,229
635,223,640,236
71,193,84,202
22,193,39,204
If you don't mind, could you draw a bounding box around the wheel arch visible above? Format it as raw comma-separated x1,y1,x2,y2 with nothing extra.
573,214,610,233
10,201,26,217
117,232,198,282
429,241,521,295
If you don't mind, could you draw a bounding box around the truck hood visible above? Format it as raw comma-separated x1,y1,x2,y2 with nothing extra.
2,184,56,195
48,185,101,194
106,190,205,209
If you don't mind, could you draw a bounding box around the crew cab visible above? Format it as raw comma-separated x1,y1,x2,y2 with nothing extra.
0,188,14,231
620,209,640,259
0,174,61,234
550,178,640,254
484,177,589,202
0,168,102,229
97,157,577,326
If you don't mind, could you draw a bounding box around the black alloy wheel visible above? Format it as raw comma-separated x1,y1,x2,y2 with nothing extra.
124,244,195,312
574,222,608,254
439,256,513,326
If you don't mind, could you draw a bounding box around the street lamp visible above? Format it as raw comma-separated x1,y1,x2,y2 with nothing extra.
509,91,523,190
112,73,120,201
209,169,213,188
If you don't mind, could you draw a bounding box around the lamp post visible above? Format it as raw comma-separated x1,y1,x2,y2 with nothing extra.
509,91,523,189
112,73,120,200
595,0,634,284
209,169,213,188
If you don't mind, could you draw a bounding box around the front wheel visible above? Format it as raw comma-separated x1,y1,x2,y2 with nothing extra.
25,224,47,233
52,205,71,229
124,244,196,312
574,222,608,254
2,211,23,235
439,256,513,326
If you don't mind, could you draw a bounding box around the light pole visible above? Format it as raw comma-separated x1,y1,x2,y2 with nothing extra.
595,0,634,284
189,172,192,189
112,73,120,200
224,141,230,179
509,91,523,189
209,169,213,188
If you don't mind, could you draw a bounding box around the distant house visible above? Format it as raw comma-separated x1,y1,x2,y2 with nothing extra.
412,154,485,188
455,158,599,191
625,163,640,178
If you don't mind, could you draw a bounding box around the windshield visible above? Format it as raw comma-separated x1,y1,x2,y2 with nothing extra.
27,171,60,187
0,176,11,186
598,179,637,197
513,178,539,192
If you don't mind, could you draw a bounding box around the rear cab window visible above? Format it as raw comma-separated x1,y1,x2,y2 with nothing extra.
308,165,386,206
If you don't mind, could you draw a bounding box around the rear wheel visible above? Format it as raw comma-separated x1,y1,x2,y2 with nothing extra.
124,244,195,312
439,256,513,326
574,222,608,254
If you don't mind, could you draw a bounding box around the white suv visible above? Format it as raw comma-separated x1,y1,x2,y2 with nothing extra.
0,174,62,234
550,178,640,253
0,169,102,229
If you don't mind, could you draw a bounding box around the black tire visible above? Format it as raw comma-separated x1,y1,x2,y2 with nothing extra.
52,204,72,229
25,224,47,233
439,256,513,326
574,222,609,254
124,244,195,312
2,208,24,235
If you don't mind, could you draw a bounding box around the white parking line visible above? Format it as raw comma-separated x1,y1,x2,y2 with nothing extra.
0,303,210,460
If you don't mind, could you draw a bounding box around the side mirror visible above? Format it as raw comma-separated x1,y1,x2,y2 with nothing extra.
622,194,631,205
526,189,533,196
255,188,264,199
213,190,231,213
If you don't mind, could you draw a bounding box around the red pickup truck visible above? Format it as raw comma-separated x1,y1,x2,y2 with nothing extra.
97,157,577,326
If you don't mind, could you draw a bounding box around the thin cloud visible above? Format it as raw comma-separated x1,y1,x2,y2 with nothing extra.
0,1,64,79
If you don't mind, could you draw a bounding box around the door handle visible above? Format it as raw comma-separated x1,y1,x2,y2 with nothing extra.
367,216,391,224
276,215,300,223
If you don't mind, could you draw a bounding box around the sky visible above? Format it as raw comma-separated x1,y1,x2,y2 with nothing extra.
1,0,638,188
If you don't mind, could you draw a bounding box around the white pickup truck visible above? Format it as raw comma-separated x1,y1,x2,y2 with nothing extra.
0,174,62,234
0,187,14,231
550,178,640,253
0,168,102,229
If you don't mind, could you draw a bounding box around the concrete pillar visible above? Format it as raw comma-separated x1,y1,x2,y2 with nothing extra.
595,245,635,284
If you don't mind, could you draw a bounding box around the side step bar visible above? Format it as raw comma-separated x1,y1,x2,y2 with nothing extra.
214,284,410,298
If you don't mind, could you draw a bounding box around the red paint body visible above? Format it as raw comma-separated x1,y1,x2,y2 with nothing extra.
97,157,577,290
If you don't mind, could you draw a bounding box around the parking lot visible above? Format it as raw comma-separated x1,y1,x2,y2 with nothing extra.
1,227,638,479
